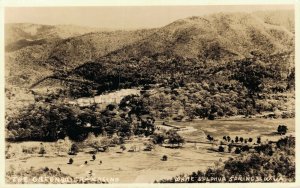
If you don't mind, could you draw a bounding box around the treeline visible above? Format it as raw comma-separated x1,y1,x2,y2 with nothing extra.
6,95,155,142
157,136,295,183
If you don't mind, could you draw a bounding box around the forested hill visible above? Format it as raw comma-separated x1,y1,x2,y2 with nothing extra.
53,11,294,98
5,25,156,87
101,12,294,61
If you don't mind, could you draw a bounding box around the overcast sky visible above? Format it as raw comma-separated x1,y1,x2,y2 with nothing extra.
5,5,294,29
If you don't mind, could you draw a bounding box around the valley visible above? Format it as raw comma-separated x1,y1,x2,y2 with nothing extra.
4,9,295,184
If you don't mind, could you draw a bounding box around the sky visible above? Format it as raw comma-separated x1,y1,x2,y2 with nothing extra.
5,5,294,29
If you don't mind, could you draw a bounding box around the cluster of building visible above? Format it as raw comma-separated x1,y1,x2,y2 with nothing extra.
69,89,141,108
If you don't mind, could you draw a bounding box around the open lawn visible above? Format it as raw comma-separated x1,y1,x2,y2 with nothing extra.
171,118,295,142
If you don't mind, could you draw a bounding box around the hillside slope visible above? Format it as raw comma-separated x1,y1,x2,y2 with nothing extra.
5,25,156,87
57,11,294,95
102,12,293,61
5,23,103,49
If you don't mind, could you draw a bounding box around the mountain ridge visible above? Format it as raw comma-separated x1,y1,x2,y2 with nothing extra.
5,10,294,92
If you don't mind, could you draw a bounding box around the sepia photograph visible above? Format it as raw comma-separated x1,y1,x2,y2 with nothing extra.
2,1,297,185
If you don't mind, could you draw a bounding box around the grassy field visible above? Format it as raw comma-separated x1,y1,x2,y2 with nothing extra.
6,118,294,183
172,118,295,142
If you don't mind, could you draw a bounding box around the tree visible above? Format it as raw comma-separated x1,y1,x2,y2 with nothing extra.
38,143,46,156
248,138,253,143
239,137,244,143
277,125,288,135
233,58,279,111
235,148,241,154
218,146,225,152
162,155,168,161
207,135,214,142
257,137,261,144
167,129,184,147
208,113,216,120
235,136,239,143
226,136,231,142
68,158,73,164
241,145,250,152
153,132,165,145
68,143,79,155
